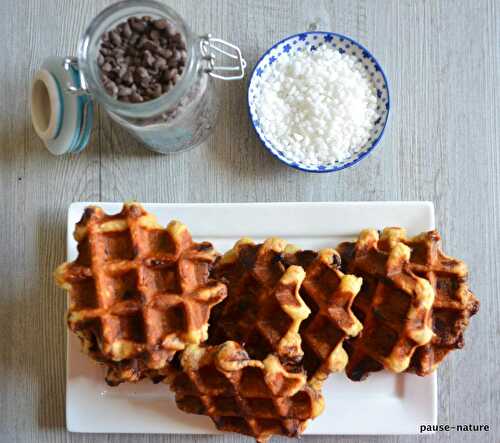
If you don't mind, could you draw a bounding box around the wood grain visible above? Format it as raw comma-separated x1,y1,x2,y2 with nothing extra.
0,0,498,442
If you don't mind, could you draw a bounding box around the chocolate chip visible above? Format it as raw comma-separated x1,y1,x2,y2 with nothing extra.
150,29,160,41
140,78,151,89
136,66,149,78
168,68,178,81
143,40,159,53
165,24,176,38
101,41,113,50
118,85,133,97
130,92,144,103
153,19,168,30
129,17,146,33
122,71,134,85
157,47,172,59
137,35,148,49
123,23,132,38
105,81,118,96
150,83,162,98
332,251,342,267
117,65,128,79
99,15,187,103
129,33,140,45
110,31,122,46
154,57,167,71
102,62,113,73
161,70,170,83
143,50,155,67
148,67,159,77
175,49,184,62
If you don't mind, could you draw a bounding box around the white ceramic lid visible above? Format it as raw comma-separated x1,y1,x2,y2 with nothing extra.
30,56,93,155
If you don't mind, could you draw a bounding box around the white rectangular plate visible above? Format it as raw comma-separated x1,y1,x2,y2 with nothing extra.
66,202,437,435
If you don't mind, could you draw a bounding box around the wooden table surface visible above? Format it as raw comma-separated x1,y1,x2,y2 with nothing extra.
1,0,498,442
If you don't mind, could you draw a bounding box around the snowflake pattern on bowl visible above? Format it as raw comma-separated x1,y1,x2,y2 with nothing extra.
248,31,390,173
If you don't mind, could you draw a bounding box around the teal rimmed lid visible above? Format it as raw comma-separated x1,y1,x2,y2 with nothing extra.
30,56,93,155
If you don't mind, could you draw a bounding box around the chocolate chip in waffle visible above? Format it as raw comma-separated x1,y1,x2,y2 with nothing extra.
169,341,324,442
209,238,311,364
337,228,436,381
283,248,363,388
55,202,227,385
377,229,479,376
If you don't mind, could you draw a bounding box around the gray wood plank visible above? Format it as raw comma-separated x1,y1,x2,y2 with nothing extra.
0,1,101,442
0,0,498,442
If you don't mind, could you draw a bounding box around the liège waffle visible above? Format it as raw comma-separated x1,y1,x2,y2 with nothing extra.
209,238,311,363
168,341,324,442
283,248,363,387
337,228,436,380
378,229,479,375
338,227,479,380
55,203,227,385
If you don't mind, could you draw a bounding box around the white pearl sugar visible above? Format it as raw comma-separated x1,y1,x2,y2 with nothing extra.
255,45,381,166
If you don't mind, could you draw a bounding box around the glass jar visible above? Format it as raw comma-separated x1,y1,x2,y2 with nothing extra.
30,0,246,155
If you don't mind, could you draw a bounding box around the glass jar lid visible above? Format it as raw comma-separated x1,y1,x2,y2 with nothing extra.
30,56,93,155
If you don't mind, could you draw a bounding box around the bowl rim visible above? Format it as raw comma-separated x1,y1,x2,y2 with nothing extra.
247,30,391,173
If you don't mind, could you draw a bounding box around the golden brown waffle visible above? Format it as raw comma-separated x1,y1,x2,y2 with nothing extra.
169,341,324,442
382,229,479,375
337,228,436,380
339,228,479,378
55,203,227,385
209,238,311,363
283,248,363,388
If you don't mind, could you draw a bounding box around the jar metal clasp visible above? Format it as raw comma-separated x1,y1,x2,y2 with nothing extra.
200,35,247,80
62,57,91,96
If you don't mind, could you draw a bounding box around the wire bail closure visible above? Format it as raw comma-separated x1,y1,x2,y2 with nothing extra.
63,57,91,96
200,34,247,80
62,35,247,96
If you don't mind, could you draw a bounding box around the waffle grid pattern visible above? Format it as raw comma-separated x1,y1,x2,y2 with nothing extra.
210,238,310,363
56,203,226,385
285,248,363,387
392,230,480,375
170,341,324,442
339,228,436,380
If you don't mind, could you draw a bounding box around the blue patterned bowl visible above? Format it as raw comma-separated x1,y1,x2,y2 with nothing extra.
248,31,390,173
